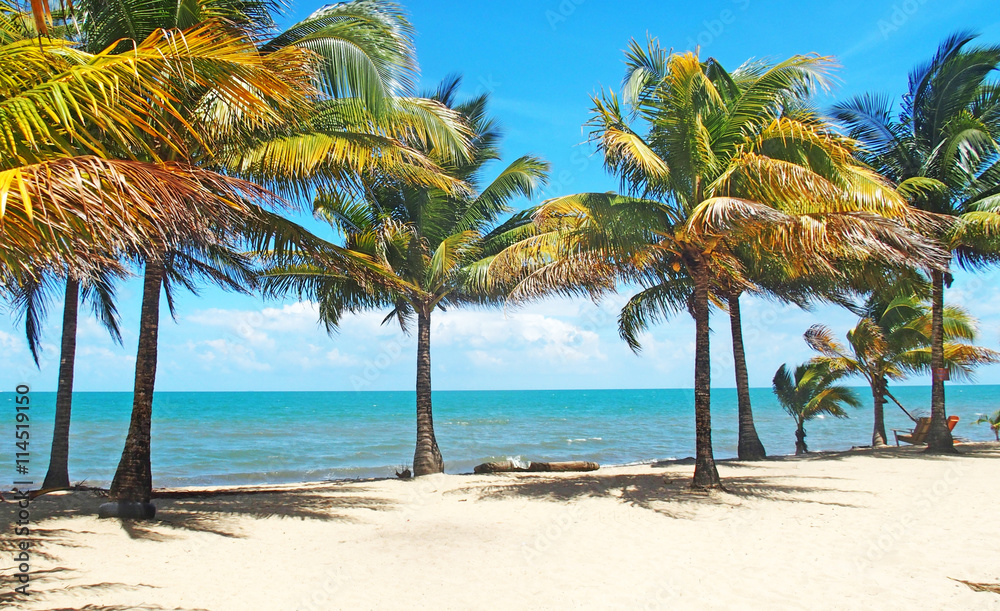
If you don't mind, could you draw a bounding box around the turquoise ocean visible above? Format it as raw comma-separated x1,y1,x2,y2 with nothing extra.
4,386,999,488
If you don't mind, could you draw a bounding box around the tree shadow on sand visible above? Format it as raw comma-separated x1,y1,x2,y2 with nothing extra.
455,443,1000,518
0,483,396,542
456,470,868,519
791,441,1000,462
0,484,396,610
0,566,168,610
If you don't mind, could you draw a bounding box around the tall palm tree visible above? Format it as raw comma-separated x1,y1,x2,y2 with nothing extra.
261,77,548,476
805,295,999,446
772,362,860,454
831,32,1000,453
59,0,469,514
493,40,946,488
8,263,124,490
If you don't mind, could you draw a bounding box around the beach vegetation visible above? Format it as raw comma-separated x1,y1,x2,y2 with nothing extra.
772,362,861,454
831,32,1000,453
491,39,945,488
259,75,548,476
974,410,1000,441
806,294,1000,447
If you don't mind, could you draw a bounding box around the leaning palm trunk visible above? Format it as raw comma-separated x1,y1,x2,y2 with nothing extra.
729,292,766,460
413,307,443,476
926,269,956,453
41,279,80,490
871,375,888,447
108,259,163,503
692,264,721,488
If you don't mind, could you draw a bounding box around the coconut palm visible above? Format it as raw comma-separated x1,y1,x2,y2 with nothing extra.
974,410,1000,441
8,263,125,490
831,32,1000,453
261,76,548,476
772,362,860,454
0,5,307,279
49,0,471,513
806,295,1000,447
492,40,946,488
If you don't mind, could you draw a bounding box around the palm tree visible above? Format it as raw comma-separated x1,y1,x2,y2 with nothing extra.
8,264,124,490
493,40,946,488
806,295,999,447
261,77,548,476
55,0,469,514
974,410,1000,441
0,4,306,281
831,32,1000,453
772,362,860,454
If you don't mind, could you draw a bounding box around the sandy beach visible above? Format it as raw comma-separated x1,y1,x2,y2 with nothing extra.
3,443,999,610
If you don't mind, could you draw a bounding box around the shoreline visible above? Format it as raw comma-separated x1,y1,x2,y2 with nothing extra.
9,440,993,498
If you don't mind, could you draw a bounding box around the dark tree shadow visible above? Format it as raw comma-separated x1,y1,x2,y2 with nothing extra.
453,443,1000,518
0,483,397,610
457,469,868,519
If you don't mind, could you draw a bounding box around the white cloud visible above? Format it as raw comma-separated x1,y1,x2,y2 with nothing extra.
325,348,357,366
190,338,271,372
433,309,606,364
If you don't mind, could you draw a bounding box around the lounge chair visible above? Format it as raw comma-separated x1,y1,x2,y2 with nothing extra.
892,416,959,446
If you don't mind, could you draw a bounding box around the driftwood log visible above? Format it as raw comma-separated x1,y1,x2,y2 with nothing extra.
474,461,599,474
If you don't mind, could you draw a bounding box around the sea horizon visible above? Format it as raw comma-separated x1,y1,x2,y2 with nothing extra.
5,385,998,489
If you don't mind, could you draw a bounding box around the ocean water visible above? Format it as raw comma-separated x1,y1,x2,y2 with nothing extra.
3,386,998,488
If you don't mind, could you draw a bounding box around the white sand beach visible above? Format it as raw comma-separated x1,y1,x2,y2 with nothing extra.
3,444,1000,610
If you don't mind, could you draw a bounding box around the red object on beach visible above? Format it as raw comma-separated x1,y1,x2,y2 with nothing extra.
933,368,950,382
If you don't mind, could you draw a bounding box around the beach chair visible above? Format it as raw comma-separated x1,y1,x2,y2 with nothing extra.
892,416,959,446
893,417,931,446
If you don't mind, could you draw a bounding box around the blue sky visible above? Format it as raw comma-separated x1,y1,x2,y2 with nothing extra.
4,0,1000,392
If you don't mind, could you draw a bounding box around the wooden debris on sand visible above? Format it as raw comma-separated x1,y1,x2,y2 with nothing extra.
474,461,599,474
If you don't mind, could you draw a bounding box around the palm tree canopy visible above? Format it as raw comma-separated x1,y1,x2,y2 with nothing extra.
805,294,1000,383
260,76,549,331
772,362,861,421
492,40,948,352
831,31,1000,268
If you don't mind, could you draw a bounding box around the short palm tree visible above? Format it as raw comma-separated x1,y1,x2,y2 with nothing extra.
806,295,999,447
493,40,946,488
974,410,1000,441
772,362,860,454
831,32,1000,453
261,77,548,476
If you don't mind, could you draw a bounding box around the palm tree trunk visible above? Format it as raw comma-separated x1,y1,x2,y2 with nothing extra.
108,259,163,503
691,265,721,488
41,279,79,490
925,269,956,453
412,306,443,476
795,418,807,455
729,291,766,460
871,375,887,447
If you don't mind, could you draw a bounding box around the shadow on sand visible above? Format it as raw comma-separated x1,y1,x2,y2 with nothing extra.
456,442,1000,518
0,484,394,610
